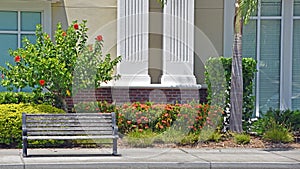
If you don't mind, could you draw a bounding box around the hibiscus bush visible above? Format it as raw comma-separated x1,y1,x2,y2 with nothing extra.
0,20,121,111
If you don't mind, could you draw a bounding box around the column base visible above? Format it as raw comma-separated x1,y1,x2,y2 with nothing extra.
112,74,151,86
161,75,197,86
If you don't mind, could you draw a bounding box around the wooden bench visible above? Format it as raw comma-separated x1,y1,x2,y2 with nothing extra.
22,113,119,157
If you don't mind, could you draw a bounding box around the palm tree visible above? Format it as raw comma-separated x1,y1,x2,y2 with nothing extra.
230,0,257,133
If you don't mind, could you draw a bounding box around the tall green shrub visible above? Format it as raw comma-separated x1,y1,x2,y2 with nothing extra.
205,57,257,131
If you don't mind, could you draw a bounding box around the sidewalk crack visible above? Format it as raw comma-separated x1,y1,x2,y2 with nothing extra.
178,148,211,163
18,149,26,169
268,150,300,162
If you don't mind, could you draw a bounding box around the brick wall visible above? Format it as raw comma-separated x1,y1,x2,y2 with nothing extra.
66,86,207,111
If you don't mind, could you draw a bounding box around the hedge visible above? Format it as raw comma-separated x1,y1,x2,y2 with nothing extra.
205,57,257,131
0,104,65,147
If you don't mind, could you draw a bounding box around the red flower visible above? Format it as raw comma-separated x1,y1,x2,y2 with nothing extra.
73,23,79,30
96,35,103,42
62,31,67,36
1,74,4,79
39,79,45,86
15,56,21,62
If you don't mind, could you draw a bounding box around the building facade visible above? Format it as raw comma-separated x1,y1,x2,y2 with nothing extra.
0,0,299,115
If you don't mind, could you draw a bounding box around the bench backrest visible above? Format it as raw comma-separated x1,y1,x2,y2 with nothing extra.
22,113,118,137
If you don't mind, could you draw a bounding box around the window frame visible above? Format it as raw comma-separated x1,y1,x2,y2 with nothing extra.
223,0,298,115
0,1,51,46
0,0,51,92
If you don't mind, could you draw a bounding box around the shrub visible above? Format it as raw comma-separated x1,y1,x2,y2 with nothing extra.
117,102,223,134
179,133,200,145
262,119,294,143
0,92,53,105
198,127,222,143
234,133,251,145
0,20,121,111
117,102,160,133
205,57,257,131
76,101,224,135
0,104,65,148
252,108,300,135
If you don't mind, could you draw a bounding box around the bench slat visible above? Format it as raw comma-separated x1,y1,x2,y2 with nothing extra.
26,113,113,117
26,119,112,123
27,130,113,136
25,135,118,140
26,127,112,131
27,117,112,121
25,123,112,127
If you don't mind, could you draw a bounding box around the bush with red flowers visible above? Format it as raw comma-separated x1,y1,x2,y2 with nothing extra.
74,101,224,135
0,20,121,111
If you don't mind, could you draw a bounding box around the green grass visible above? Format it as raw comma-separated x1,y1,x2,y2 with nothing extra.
123,129,157,147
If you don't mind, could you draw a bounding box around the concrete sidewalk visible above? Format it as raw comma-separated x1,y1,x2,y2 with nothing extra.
0,148,300,169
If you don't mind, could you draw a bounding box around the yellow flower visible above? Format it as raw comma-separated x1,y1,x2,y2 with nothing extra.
66,90,71,96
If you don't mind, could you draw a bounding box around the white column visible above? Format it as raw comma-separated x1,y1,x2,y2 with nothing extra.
117,0,151,86
161,0,196,85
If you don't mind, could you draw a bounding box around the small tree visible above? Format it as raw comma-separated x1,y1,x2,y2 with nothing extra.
230,0,257,133
0,20,121,111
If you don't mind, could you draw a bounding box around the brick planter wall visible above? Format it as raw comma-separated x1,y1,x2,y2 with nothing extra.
66,86,207,111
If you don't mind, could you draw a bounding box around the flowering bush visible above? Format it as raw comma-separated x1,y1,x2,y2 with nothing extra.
0,20,121,111
75,101,224,134
117,102,161,133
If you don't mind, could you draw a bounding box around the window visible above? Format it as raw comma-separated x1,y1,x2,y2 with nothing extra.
239,0,300,115
0,1,51,91
242,0,282,114
292,0,300,109
224,0,300,115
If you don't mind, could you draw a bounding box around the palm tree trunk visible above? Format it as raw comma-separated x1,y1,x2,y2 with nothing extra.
230,0,243,133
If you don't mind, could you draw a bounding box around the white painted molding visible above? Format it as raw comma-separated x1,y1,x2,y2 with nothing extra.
223,0,235,57
117,0,151,86
162,0,196,85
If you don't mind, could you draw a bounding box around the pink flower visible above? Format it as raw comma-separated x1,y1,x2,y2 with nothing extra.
96,35,103,41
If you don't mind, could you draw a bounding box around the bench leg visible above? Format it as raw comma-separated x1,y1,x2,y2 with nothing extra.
112,138,117,155
22,138,28,157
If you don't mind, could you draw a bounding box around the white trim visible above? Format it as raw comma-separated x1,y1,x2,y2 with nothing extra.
116,0,151,86
18,11,21,48
161,0,196,85
281,0,294,110
279,0,284,110
223,0,235,58
255,1,261,117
